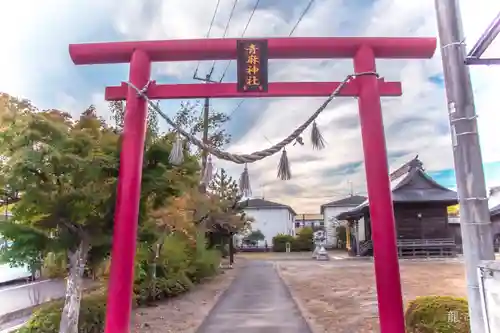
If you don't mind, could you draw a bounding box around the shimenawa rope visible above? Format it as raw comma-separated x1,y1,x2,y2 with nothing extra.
126,71,378,165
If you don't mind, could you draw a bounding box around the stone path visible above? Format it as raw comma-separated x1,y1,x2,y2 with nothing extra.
196,261,312,333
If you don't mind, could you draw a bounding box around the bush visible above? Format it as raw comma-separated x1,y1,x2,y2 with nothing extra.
133,234,192,305
272,228,314,252
187,233,220,283
272,234,295,252
133,232,220,305
293,227,314,251
405,296,470,333
18,292,107,333
21,232,222,331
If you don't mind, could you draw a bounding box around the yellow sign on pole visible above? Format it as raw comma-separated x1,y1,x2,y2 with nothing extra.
447,204,460,216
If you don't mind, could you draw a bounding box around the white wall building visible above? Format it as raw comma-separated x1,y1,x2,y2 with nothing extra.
295,213,323,232
320,195,367,248
241,198,296,246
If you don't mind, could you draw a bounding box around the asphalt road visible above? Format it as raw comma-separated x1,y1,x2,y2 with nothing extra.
0,279,67,316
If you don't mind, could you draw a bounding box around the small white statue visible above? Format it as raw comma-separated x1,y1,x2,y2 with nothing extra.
312,230,330,261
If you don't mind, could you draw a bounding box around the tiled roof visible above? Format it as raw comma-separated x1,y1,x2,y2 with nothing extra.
491,204,500,218
240,198,296,215
321,195,367,208
336,157,458,220
320,195,367,214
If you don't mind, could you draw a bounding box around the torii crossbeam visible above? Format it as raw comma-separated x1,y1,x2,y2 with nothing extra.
69,36,436,333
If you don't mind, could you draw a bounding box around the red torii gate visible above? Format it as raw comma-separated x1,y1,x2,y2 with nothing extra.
69,36,436,333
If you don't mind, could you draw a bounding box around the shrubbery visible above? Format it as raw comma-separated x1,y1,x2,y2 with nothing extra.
19,233,221,333
405,296,470,333
18,292,107,333
134,233,220,305
272,227,314,252
272,234,295,252
41,252,67,279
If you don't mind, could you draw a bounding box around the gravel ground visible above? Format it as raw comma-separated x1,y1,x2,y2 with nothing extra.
277,260,467,333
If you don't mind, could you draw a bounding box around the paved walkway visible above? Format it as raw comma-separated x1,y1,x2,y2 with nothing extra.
196,261,312,333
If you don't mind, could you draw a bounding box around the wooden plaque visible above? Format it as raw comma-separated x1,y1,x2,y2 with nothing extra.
237,40,269,93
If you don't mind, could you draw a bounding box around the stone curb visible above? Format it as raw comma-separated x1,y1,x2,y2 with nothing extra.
0,306,38,326
0,282,101,326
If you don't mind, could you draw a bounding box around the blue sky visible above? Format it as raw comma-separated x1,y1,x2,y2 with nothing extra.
429,161,500,190
1,0,500,212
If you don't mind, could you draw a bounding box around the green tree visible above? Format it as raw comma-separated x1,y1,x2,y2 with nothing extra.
108,100,160,139
0,96,200,333
207,168,252,260
172,101,231,151
246,230,265,243
0,106,119,333
208,168,252,235
294,227,314,251
0,222,52,278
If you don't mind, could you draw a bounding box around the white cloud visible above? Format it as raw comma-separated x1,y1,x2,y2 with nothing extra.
0,0,121,107
1,0,500,212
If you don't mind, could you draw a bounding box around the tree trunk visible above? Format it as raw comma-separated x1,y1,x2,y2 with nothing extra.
58,240,90,333
229,235,234,267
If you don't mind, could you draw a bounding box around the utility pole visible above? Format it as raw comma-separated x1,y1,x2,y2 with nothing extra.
434,1,496,332
194,69,218,192
194,69,217,170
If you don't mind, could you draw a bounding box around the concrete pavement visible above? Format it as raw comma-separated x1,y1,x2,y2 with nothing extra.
196,261,312,333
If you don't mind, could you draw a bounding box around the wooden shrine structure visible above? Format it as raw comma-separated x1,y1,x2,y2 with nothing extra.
337,157,459,258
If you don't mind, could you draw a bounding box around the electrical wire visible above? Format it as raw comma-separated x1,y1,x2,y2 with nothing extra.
193,0,222,78
227,100,245,119
208,0,240,75
289,0,315,36
225,0,316,119
219,0,261,82
222,0,240,39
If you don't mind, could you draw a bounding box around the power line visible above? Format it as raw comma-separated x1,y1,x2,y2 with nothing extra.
226,0,316,119
222,0,240,38
289,0,315,36
193,0,222,78
219,0,261,82
208,0,240,75
227,100,245,119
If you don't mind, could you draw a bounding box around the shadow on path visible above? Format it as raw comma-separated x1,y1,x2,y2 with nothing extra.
196,261,312,333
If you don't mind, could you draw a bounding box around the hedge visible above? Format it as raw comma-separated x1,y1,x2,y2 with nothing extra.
405,296,470,333
18,233,221,332
272,228,314,252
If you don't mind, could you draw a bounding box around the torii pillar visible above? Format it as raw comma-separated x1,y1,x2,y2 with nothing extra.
69,36,436,333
